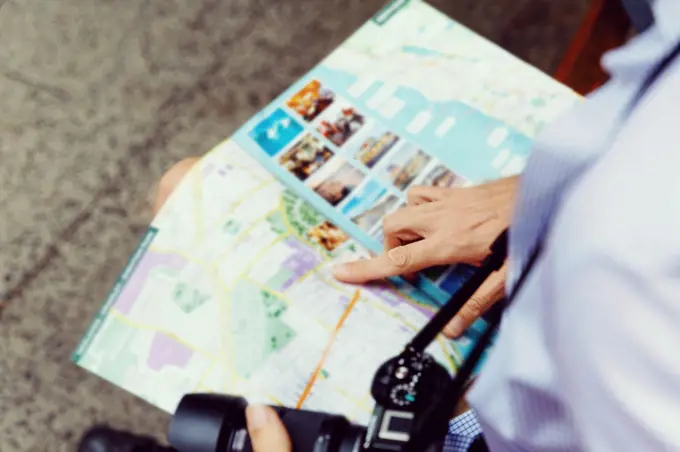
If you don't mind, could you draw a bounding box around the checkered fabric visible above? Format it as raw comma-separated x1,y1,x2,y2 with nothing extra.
443,410,483,452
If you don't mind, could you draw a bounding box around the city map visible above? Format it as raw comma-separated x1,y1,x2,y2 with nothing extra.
74,0,576,423
74,141,463,422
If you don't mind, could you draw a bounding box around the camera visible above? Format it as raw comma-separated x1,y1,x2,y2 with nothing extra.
168,231,508,452
168,348,450,452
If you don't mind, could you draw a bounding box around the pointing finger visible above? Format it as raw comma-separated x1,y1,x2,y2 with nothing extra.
333,238,446,283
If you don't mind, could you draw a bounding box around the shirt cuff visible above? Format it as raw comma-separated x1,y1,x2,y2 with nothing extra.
443,409,483,452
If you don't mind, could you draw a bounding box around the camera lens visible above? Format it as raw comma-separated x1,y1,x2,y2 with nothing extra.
168,393,249,452
169,394,367,452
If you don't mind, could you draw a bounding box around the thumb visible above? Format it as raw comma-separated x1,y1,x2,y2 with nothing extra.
246,405,292,452
153,157,200,215
443,262,507,338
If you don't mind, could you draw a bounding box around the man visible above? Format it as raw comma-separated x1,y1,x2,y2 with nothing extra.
80,0,680,450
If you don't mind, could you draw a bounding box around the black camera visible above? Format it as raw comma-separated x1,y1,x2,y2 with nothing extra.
168,348,450,452
168,231,509,452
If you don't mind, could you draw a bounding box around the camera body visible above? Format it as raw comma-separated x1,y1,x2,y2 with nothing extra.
168,349,451,452
362,348,450,450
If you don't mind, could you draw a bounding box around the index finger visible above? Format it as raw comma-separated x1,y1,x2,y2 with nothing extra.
333,238,446,283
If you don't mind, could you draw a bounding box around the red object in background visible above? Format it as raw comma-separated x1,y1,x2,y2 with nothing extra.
554,0,633,95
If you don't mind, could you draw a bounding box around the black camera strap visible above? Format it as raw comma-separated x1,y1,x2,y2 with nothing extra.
423,37,680,451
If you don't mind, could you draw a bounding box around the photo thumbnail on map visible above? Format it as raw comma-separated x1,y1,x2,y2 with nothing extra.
278,134,335,181
308,158,365,206
355,193,401,233
316,101,366,147
341,181,396,232
249,108,304,156
286,80,335,122
421,163,467,188
351,124,400,169
306,221,350,252
368,198,405,241
375,142,432,191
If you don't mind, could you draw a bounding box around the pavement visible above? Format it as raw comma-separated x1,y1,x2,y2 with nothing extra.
0,0,589,450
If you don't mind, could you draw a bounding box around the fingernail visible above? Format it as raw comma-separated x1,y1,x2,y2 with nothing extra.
246,404,271,430
445,317,464,338
333,263,350,280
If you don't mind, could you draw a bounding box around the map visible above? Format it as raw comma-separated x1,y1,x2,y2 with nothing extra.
74,141,463,422
74,0,577,424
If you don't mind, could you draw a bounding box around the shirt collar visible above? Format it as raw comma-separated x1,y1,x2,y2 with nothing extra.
653,0,680,44
600,0,680,83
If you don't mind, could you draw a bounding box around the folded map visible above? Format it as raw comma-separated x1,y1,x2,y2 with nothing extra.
73,0,577,424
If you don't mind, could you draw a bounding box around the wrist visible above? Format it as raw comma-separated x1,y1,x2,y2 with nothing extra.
484,176,519,226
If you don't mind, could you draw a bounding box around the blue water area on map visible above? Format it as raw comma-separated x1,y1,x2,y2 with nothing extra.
400,45,446,58
248,108,304,156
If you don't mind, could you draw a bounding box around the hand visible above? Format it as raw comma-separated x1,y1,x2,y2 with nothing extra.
246,404,292,452
333,176,518,337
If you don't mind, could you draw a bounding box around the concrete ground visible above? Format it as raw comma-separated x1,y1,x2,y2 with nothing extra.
0,0,588,450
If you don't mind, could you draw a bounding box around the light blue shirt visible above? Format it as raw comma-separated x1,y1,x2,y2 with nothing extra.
463,1,680,450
